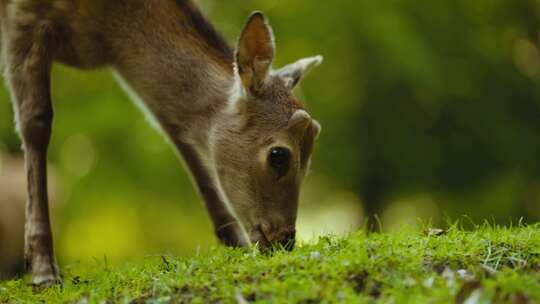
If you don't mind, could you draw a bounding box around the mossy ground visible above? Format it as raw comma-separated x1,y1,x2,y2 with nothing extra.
1,224,539,303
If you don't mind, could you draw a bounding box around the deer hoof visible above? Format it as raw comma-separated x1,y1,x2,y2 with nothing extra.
31,274,62,288
29,255,61,288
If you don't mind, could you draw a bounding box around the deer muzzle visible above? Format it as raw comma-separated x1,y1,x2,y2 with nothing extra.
253,223,296,251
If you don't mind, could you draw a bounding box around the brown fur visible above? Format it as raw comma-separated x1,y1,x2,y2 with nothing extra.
0,0,322,285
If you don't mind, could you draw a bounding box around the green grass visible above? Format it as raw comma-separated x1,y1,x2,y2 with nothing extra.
1,224,539,303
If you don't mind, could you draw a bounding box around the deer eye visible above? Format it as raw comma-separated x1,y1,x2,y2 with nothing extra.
268,147,291,179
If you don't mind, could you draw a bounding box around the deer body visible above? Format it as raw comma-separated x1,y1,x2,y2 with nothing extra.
1,0,321,286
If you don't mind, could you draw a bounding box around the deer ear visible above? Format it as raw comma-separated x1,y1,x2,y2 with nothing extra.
288,110,312,132
276,55,323,90
311,119,321,139
288,110,322,142
299,116,321,167
236,12,275,94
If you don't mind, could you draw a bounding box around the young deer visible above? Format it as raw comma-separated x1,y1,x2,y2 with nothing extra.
0,0,322,286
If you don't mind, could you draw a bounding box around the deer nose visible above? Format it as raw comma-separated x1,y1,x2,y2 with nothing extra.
277,230,296,251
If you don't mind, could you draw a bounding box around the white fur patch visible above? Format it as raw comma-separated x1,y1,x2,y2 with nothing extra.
225,64,246,113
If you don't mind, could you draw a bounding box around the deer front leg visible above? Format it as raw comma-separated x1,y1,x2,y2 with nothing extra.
176,142,249,247
4,25,59,286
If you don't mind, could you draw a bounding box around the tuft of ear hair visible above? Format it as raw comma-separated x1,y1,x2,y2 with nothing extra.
236,12,275,94
276,55,323,90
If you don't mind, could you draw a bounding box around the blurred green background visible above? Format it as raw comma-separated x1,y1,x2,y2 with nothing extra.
1,0,540,276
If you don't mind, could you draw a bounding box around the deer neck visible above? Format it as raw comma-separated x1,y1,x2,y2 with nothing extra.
112,3,237,160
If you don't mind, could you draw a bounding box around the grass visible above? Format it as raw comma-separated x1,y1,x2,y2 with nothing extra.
1,224,539,303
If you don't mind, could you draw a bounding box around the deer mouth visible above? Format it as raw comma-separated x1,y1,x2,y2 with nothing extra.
253,224,295,251
251,225,272,250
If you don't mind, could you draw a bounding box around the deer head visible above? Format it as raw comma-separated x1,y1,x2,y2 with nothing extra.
212,12,322,250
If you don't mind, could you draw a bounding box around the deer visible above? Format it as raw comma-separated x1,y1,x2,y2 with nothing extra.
0,0,322,286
